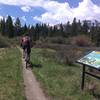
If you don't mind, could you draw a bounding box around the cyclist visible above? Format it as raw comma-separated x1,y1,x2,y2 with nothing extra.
20,34,31,63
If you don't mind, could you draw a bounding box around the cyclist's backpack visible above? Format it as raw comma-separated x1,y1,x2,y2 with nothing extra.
22,36,30,47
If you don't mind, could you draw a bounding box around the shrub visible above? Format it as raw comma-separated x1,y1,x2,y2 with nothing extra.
46,37,66,44
41,48,56,59
70,35,92,46
64,49,78,65
55,48,83,65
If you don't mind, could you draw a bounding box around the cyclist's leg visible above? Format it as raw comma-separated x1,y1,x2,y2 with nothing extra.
24,48,28,61
24,48,28,68
25,47,31,68
22,45,25,58
23,49,25,58
27,48,31,63
27,53,30,63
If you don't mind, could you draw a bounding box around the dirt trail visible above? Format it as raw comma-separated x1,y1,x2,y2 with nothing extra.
20,49,48,100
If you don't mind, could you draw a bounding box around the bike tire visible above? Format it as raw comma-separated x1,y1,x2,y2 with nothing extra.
26,60,28,68
24,48,30,68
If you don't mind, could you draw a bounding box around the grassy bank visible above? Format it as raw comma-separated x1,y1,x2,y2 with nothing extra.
31,48,100,100
0,47,24,100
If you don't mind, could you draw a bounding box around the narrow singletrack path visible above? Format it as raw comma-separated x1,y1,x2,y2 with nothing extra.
20,48,48,100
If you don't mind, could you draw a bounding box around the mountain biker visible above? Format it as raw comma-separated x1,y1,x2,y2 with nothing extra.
20,33,31,61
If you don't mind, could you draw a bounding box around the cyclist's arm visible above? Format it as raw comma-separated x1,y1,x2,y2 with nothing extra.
20,38,23,47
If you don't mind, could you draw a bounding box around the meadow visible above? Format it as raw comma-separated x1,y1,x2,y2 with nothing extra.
0,36,99,100
0,47,24,100
31,48,100,100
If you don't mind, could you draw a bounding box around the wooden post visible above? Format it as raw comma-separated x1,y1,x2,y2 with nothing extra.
81,64,85,90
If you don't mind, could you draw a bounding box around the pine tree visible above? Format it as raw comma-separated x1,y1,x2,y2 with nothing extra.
14,17,21,36
77,20,82,35
41,24,48,38
71,18,78,36
35,23,40,40
23,24,28,33
48,26,53,37
6,16,14,37
52,25,58,37
82,20,89,35
59,23,64,37
30,25,36,41
21,23,28,35
64,21,71,37
0,18,6,36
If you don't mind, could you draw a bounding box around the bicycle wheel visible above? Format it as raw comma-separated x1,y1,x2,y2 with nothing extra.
24,49,28,68
25,49,30,68
26,60,28,68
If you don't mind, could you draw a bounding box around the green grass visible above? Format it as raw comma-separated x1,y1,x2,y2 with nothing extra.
0,35,10,47
31,48,100,100
0,35,19,48
0,48,24,100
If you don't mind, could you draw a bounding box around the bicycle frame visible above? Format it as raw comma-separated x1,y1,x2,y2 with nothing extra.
24,48,30,68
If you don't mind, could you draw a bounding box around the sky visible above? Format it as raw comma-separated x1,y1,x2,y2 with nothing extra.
0,0,100,25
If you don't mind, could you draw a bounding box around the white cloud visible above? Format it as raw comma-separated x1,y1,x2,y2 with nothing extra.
21,16,26,21
34,13,58,25
34,0,100,25
0,0,44,6
34,0,74,25
73,0,100,21
0,0,45,12
21,6,31,12
0,0,100,25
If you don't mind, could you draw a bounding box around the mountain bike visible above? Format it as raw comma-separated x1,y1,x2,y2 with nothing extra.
24,48,30,68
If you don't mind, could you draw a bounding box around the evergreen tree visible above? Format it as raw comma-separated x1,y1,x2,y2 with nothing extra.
21,24,28,35
90,23,95,41
64,21,71,37
41,24,48,38
52,25,58,37
71,18,78,36
24,24,28,33
59,24,64,37
48,26,53,37
77,20,82,35
30,25,36,41
6,16,14,37
14,17,21,36
82,20,89,34
95,28,100,46
92,22,100,46
35,23,40,40
0,18,6,36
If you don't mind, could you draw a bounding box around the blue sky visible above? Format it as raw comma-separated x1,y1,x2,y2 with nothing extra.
0,0,100,25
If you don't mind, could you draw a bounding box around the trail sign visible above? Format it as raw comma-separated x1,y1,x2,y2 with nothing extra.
76,51,100,90
77,51,100,69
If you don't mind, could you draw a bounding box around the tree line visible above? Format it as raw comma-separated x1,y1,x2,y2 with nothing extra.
0,15,100,45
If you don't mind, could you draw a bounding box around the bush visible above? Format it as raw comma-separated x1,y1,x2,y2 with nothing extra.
45,37,66,44
64,49,80,65
41,48,56,59
55,48,83,65
70,35,92,46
